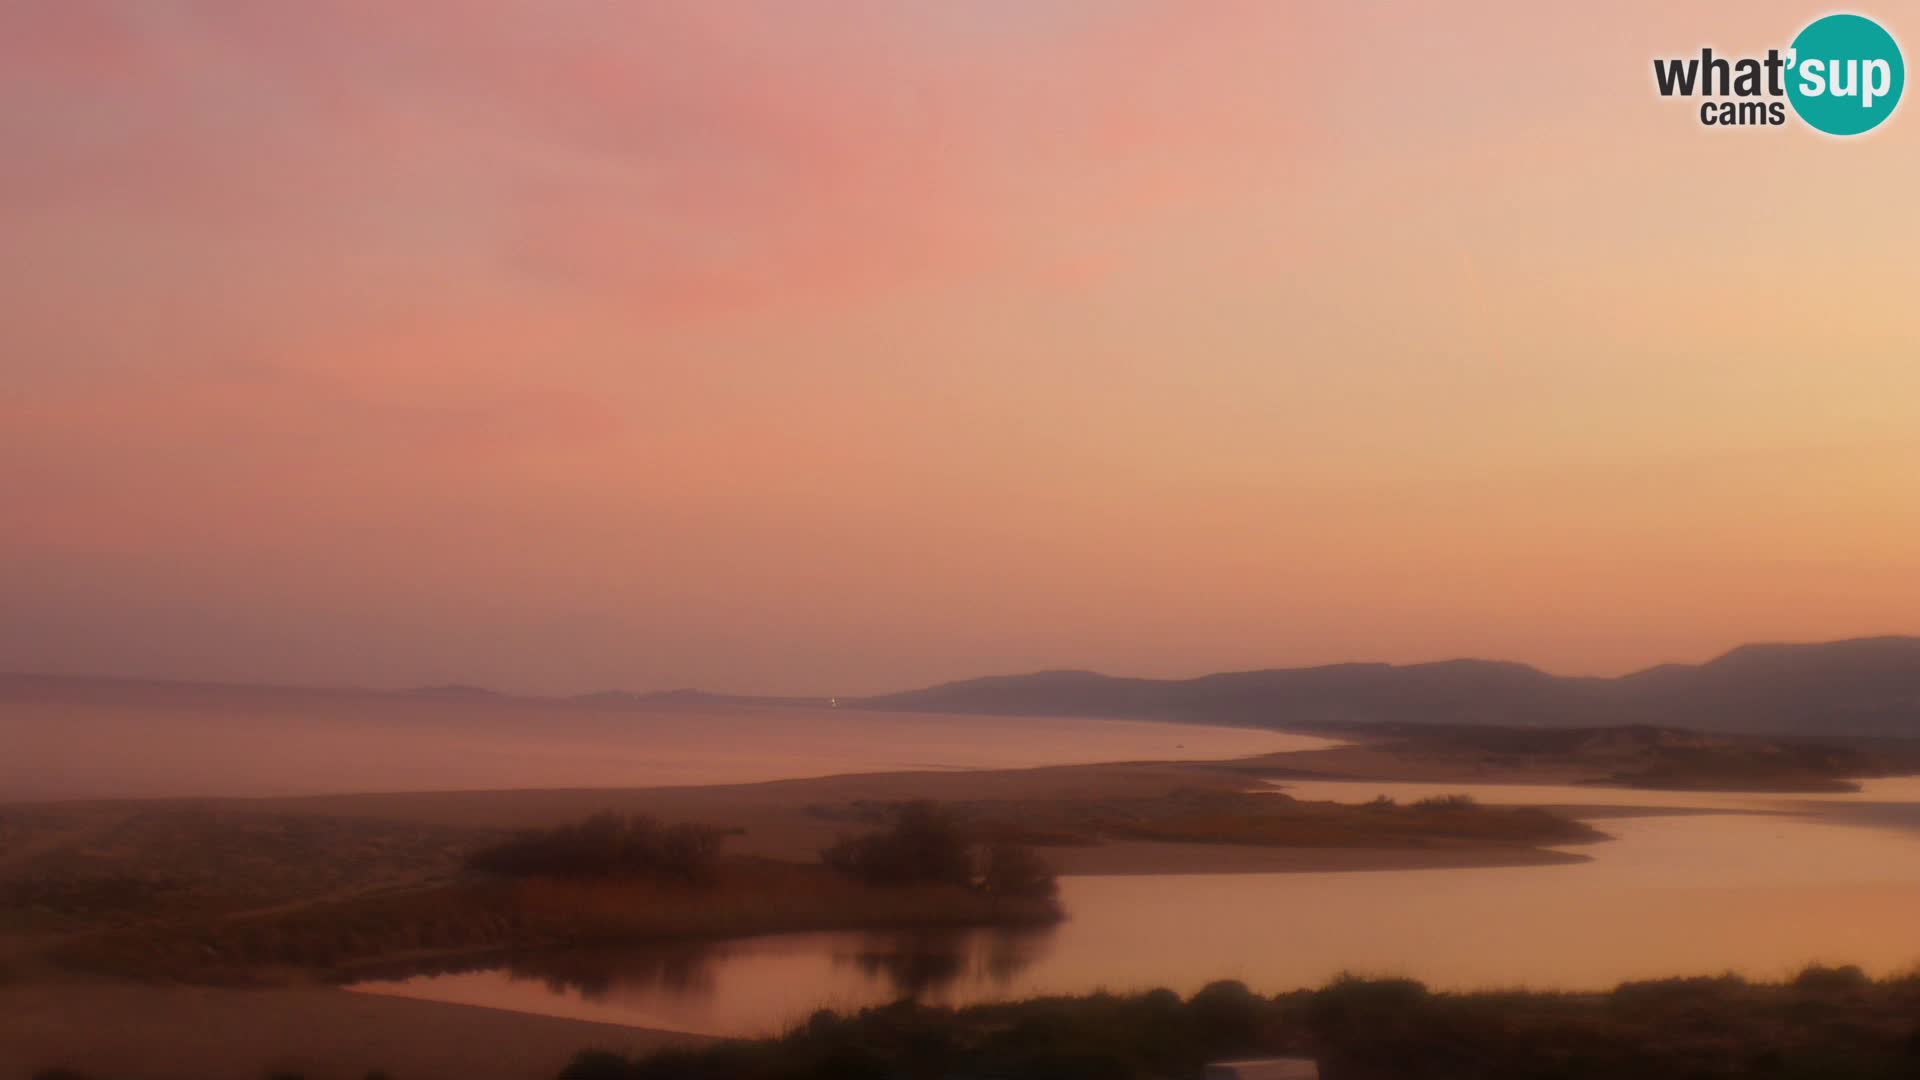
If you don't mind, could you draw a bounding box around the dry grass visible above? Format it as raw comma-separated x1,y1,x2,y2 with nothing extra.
837,788,1605,852
53,860,1061,983
0,803,496,922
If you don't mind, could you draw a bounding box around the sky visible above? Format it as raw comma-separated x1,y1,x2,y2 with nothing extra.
4,2,1919,696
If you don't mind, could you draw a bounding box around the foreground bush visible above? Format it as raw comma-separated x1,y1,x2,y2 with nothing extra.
564,966,1920,1080
562,981,1287,1080
466,813,726,883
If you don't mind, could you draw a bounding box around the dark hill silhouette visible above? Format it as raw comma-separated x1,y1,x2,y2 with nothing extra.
7,636,1920,738
1609,636,1920,735
569,688,825,709
856,637,1920,738
396,683,511,702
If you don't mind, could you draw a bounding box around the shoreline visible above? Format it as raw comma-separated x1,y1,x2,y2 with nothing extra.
9,734,1889,880
81,753,1603,876
6,738,1915,1076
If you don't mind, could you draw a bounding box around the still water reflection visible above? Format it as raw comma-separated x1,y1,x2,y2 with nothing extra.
351,777,1920,1036
349,928,1055,1037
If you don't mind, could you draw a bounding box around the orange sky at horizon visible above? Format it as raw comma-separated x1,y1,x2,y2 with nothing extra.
4,2,1918,695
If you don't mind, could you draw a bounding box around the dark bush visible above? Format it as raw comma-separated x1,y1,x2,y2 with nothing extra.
1188,979,1263,1050
821,802,975,889
559,1051,639,1080
1307,974,1430,1045
803,1045,890,1080
980,842,1058,899
566,971,1920,1080
466,813,725,883
1792,964,1872,993
1610,974,1748,1016
821,801,1058,899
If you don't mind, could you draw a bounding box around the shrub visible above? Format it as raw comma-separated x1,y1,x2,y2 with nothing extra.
1188,979,1263,1050
980,843,1058,899
1792,964,1872,994
1610,974,1748,1019
466,813,725,883
567,972,1920,1080
559,1051,637,1080
1307,974,1430,1042
821,802,974,889
821,802,1057,899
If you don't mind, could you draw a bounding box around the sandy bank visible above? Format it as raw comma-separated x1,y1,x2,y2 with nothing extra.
0,976,708,1080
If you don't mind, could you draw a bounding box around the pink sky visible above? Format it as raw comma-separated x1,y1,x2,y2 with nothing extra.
4,2,1919,694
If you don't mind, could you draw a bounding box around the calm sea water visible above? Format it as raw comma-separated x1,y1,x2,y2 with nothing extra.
0,697,1326,801
351,777,1920,1036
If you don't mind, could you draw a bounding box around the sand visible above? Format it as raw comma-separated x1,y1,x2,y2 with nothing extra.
0,976,708,1080
189,752,1591,875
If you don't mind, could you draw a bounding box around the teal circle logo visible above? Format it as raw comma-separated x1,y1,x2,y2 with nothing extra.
1787,14,1904,135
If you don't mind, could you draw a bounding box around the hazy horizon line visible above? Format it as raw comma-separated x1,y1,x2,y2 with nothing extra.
7,630,1916,704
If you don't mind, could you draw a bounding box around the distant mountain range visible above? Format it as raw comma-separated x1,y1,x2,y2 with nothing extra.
857,637,1920,738
7,636,1920,738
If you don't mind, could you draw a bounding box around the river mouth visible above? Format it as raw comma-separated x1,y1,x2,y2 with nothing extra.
349,776,1920,1037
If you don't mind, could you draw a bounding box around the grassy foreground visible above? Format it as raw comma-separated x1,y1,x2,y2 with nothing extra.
54,858,1060,984
20,969,1920,1080
559,968,1920,1080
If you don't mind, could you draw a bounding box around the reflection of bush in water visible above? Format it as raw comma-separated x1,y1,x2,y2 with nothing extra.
354,942,726,1002
840,925,1055,998
511,943,723,1002
359,925,1056,1007
848,935,965,997
848,927,1045,996
362,924,1059,1006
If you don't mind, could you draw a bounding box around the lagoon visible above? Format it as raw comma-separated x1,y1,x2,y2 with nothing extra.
352,777,1920,1036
